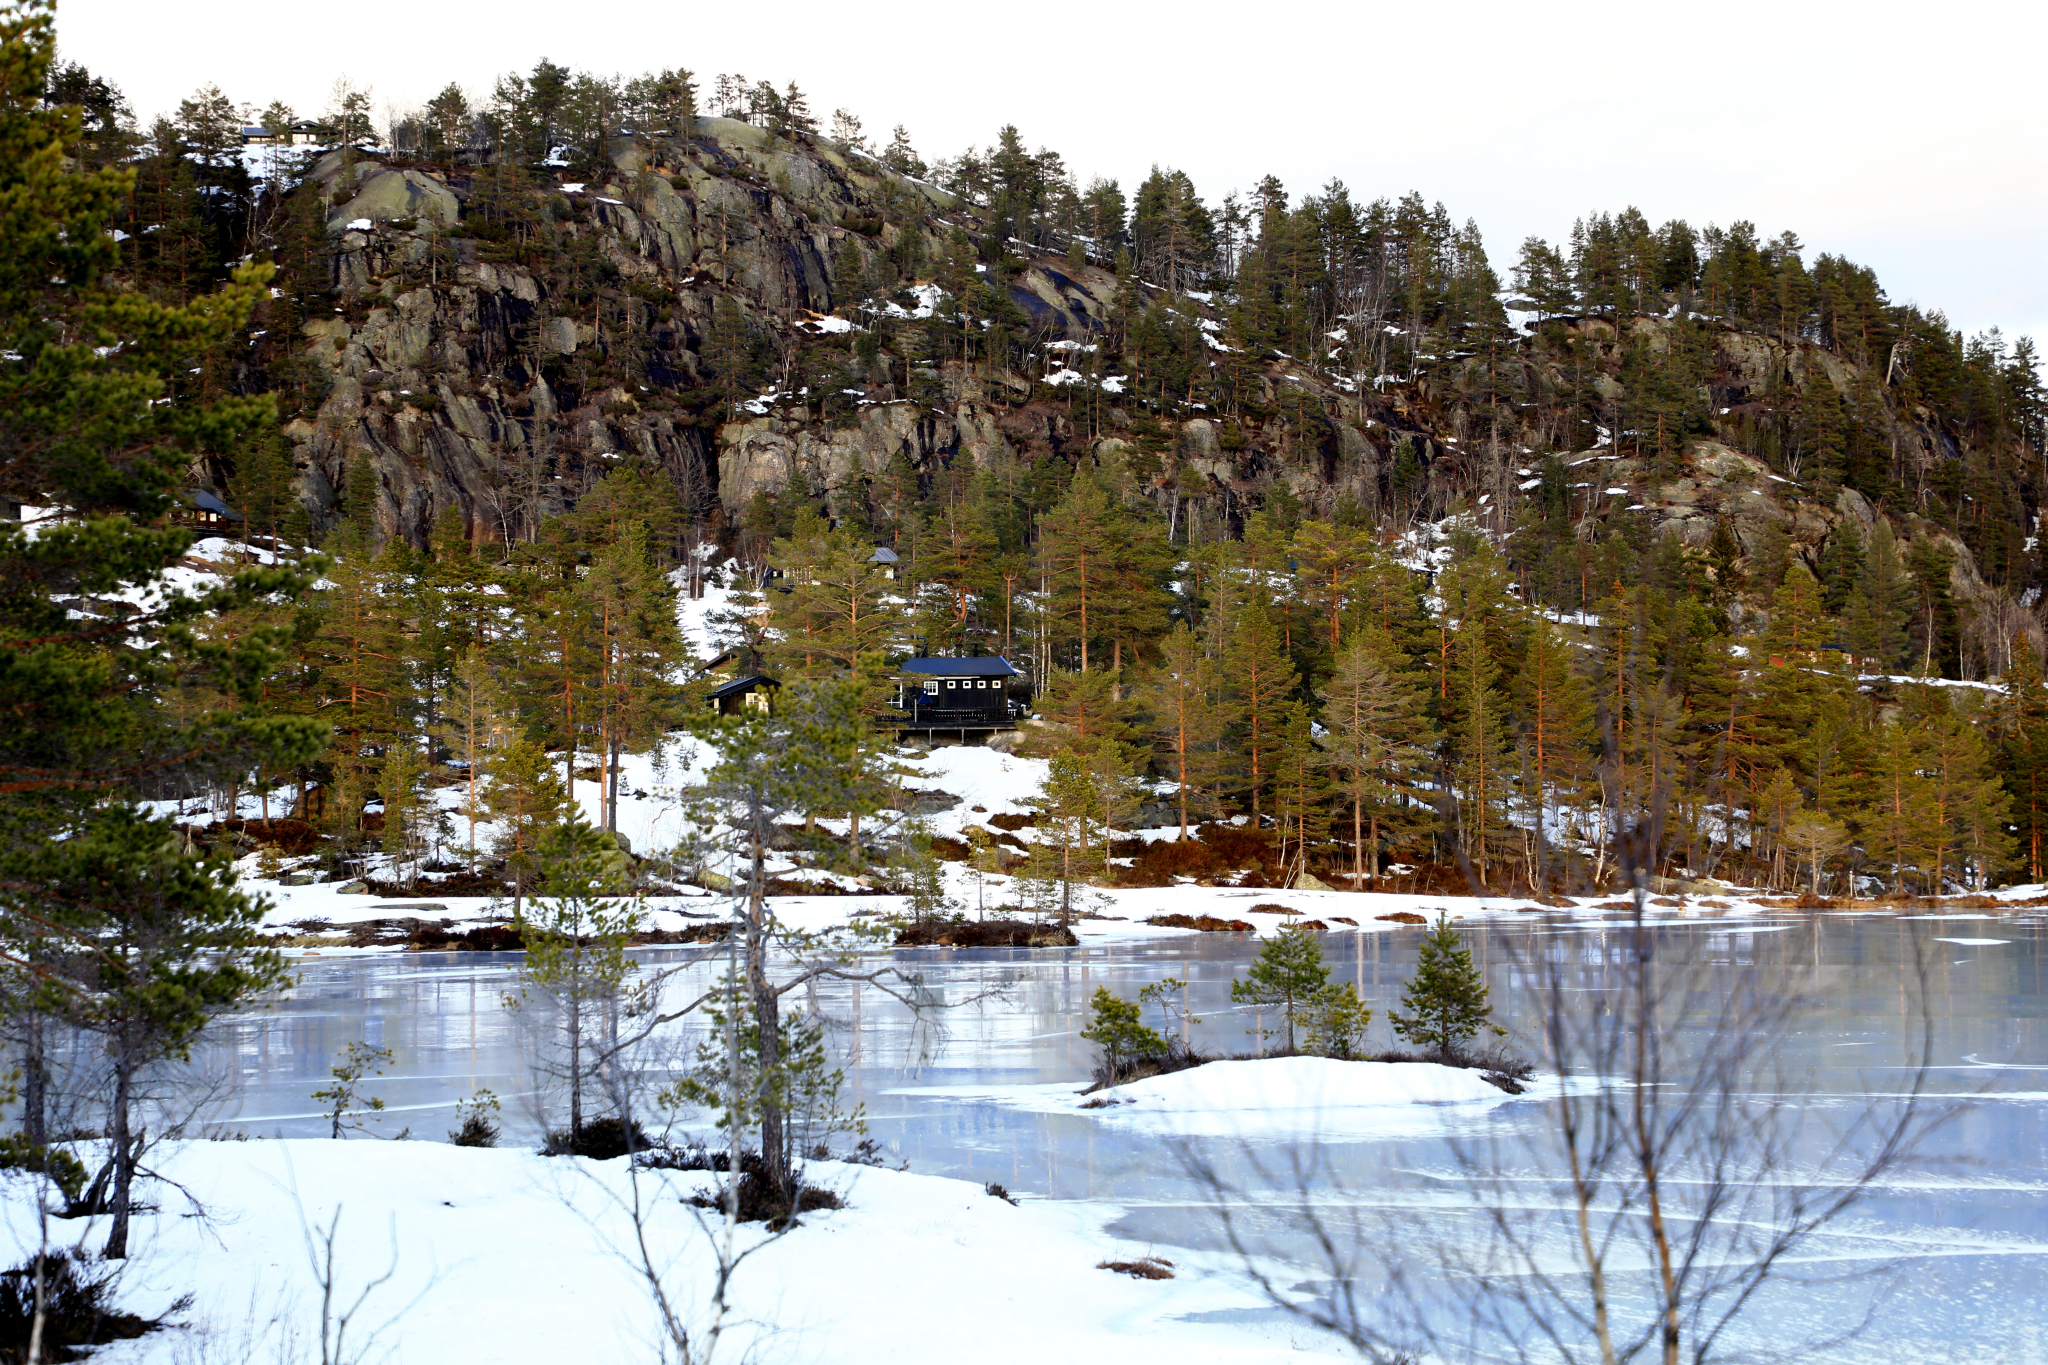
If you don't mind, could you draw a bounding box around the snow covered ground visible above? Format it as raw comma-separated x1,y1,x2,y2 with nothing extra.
140,544,2043,946
1,1139,1340,1363
892,1056,1548,1140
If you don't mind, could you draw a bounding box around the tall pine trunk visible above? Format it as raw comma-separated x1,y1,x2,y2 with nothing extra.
103,1055,136,1259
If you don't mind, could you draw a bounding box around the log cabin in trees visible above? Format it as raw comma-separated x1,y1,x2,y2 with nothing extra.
891,657,1023,739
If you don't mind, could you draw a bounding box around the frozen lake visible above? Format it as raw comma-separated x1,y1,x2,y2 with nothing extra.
202,913,2048,1362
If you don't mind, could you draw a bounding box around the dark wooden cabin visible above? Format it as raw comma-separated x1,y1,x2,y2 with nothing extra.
697,651,778,716
892,657,1022,736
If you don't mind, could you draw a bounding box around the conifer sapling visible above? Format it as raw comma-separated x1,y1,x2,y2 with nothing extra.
1229,926,1332,1053
1388,913,1491,1056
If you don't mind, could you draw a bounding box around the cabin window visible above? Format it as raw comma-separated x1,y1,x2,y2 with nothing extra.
945,680,956,690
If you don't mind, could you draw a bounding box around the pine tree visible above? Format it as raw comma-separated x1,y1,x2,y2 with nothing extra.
1269,701,1331,888
1079,987,1166,1080
33,810,288,1259
1515,617,1598,880
913,496,999,652
486,738,567,906
510,817,642,1147
1316,629,1435,884
308,516,405,853
1450,616,1517,887
1219,598,1298,826
1917,695,2007,893
1033,749,1098,920
1141,623,1223,837
227,427,297,552
1861,720,1932,894
1388,912,1490,1056
1035,476,1123,671
377,737,430,885
767,513,900,695
1229,926,1331,1053
582,528,688,831
1998,638,2048,882
1020,666,1140,758
1846,521,1915,668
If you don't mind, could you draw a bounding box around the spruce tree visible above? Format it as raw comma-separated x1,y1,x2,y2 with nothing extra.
1389,912,1491,1056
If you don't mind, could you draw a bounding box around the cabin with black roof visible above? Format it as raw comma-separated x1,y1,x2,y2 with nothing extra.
892,657,1022,737
696,650,778,716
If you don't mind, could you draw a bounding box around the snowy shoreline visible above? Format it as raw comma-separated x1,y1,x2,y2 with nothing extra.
0,1138,1335,1363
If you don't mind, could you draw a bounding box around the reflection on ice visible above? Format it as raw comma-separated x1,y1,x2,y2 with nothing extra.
188,915,2046,1362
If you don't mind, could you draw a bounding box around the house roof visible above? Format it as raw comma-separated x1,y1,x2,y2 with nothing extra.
899,657,1021,678
189,488,240,518
708,674,778,701
868,546,900,564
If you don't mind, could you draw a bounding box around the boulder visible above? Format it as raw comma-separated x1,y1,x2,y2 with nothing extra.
326,168,459,233
1292,871,1335,892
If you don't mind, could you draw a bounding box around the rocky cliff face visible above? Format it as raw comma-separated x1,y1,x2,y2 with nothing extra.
268,115,2028,643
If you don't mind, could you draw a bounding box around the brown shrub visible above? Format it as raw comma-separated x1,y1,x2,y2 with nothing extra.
1098,1258,1175,1280
223,818,322,855
1145,913,1254,932
987,812,1035,830
364,869,505,898
894,920,1079,948
1249,903,1298,916
1196,823,1271,868
1375,911,1427,924
1128,838,1222,880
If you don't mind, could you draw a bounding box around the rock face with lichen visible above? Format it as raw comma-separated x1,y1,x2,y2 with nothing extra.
267,115,2022,639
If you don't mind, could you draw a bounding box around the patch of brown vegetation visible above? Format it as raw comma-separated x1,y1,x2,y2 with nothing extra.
1144,913,1254,932
1248,903,1298,916
363,869,505,897
986,812,1035,831
1376,911,1427,924
221,818,321,855
1098,1257,1175,1280
1330,917,1358,926
893,920,1080,948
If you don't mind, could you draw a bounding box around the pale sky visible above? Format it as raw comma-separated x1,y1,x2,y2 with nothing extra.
60,0,2048,354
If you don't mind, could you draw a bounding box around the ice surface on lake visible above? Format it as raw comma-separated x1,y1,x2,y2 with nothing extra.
188,915,2047,1362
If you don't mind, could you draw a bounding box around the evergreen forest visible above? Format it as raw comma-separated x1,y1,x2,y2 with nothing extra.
14,25,2048,910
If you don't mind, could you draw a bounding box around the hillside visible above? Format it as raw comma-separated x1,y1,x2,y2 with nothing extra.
20,54,2048,901
199,108,2044,678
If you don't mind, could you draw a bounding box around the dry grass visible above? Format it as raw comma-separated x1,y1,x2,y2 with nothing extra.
1098,1257,1175,1280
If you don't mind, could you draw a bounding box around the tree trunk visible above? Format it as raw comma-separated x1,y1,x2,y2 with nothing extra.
22,1010,45,1147
745,823,792,1203
568,987,583,1142
103,1057,135,1259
